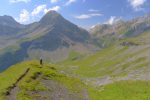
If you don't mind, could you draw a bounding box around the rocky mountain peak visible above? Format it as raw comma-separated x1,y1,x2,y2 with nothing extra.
39,10,64,25
0,15,21,27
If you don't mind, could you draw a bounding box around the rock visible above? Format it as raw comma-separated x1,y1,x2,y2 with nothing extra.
120,41,139,46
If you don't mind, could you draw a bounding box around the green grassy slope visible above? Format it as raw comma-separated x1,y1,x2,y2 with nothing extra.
0,61,94,100
0,62,30,100
89,81,150,100
0,61,150,100
56,31,150,99
59,31,150,79
0,31,150,100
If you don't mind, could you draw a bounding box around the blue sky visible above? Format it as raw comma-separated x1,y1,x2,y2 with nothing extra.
0,0,149,29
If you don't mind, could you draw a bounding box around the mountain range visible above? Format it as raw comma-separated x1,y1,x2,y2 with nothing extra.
90,14,150,47
0,11,96,71
0,11,150,100
0,11,150,72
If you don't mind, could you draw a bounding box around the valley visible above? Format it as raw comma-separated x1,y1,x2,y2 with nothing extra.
0,10,150,100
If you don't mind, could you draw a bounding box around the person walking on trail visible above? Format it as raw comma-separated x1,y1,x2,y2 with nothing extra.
40,57,43,65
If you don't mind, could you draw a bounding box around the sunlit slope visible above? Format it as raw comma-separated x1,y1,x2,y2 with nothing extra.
89,81,150,100
0,61,91,100
0,61,150,100
0,62,30,100
59,31,150,81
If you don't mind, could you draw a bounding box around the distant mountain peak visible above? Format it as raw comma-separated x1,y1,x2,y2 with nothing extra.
40,11,63,25
45,10,60,16
0,15,17,24
0,15,15,21
0,15,24,29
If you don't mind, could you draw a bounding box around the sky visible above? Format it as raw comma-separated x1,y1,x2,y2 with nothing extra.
0,0,149,29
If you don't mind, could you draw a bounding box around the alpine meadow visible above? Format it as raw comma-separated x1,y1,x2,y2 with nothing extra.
0,0,150,100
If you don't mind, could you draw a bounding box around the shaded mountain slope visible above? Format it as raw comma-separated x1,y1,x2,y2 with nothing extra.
0,11,95,71
0,15,25,36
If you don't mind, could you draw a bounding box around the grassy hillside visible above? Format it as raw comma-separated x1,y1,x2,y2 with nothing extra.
0,61,91,100
0,61,30,100
0,61,150,100
58,31,150,85
0,31,150,100
89,81,150,100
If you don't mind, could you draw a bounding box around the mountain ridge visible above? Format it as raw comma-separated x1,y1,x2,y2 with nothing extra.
90,13,150,47
0,11,150,72
0,10,95,71
0,15,25,36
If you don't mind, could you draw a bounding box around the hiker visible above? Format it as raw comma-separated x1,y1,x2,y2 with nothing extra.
40,58,43,65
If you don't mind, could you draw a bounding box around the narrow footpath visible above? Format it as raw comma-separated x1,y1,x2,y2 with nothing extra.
6,68,30,100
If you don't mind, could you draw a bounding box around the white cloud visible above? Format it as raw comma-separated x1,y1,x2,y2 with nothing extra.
44,6,60,13
105,16,121,25
128,0,146,11
51,0,59,3
75,14,91,19
16,5,60,23
9,0,31,3
65,0,76,6
88,9,99,12
90,13,102,16
17,9,30,23
75,13,102,19
31,5,47,16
